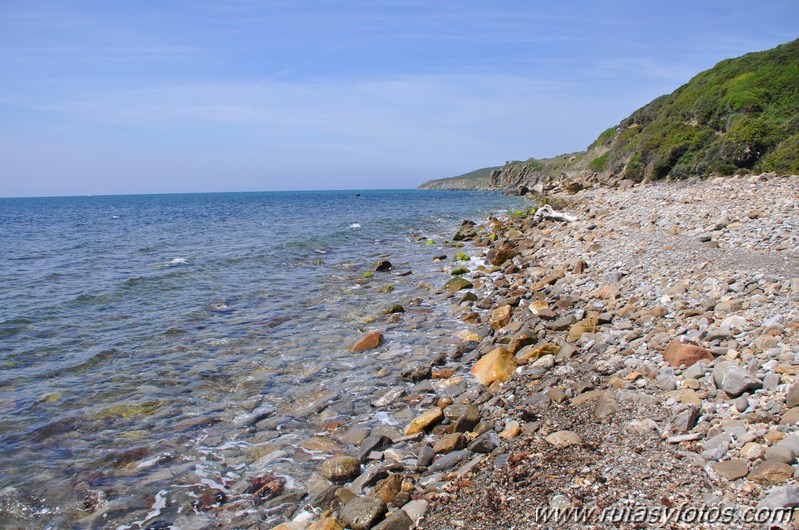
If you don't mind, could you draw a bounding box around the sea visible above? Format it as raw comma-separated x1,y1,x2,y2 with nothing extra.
0,189,526,529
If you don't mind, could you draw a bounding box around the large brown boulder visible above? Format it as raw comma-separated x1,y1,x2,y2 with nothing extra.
486,245,518,266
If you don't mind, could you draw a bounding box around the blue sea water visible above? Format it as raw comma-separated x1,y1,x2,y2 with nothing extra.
0,189,525,528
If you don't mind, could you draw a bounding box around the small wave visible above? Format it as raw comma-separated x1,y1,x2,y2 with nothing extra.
207,300,235,314
0,317,32,339
73,292,107,305
349,223,361,229
168,257,187,266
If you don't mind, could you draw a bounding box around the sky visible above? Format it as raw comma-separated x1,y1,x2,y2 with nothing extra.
1,1,797,197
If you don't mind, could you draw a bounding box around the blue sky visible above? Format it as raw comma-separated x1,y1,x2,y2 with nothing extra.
1,1,797,196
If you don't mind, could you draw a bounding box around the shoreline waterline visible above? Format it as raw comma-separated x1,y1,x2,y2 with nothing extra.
0,189,526,528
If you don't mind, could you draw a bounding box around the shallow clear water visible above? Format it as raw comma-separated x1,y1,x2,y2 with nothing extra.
0,189,524,528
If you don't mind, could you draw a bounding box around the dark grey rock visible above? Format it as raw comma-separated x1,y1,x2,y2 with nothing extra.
712,361,761,397
468,431,500,454
371,509,413,530
374,260,393,272
416,445,435,468
309,485,338,510
671,405,700,433
358,434,393,462
339,496,387,530
428,450,472,473
400,361,431,382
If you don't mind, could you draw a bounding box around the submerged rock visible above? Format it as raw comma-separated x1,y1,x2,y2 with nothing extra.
400,361,431,382
349,331,384,352
320,456,361,482
374,260,393,272
443,278,474,291
338,496,387,530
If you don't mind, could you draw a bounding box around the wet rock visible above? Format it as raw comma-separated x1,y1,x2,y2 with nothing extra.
468,431,500,454
270,523,303,530
416,445,435,468
370,474,403,505
712,361,761,397
374,260,393,272
371,509,413,530
490,305,513,329
307,518,345,530
545,430,581,448
711,459,749,481
357,435,393,462
516,343,558,364
433,433,466,454
350,331,384,352
340,426,372,447
404,408,443,435
486,245,518,266
662,339,714,368
321,456,361,482
429,450,472,472
470,347,517,386
507,332,536,354
350,463,389,495
443,277,474,291
339,496,387,530
748,460,794,485
402,499,429,524
400,361,431,382
372,387,404,408
382,304,405,315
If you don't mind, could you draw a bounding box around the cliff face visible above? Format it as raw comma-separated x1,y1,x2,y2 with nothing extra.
488,151,608,195
425,38,799,193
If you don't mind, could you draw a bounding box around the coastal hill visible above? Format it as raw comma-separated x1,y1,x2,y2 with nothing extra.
417,166,500,190
420,38,799,193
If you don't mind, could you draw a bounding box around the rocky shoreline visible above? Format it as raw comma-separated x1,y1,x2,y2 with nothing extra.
267,174,799,530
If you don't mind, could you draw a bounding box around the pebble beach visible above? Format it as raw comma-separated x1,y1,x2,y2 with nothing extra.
274,174,799,530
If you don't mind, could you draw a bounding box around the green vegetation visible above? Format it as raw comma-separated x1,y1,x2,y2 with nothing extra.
606,38,799,179
589,152,610,172
420,39,799,190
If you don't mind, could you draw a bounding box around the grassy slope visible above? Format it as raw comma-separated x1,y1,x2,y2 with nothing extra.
422,38,799,189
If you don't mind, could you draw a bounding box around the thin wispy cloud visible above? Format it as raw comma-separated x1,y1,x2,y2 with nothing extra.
1,0,797,196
